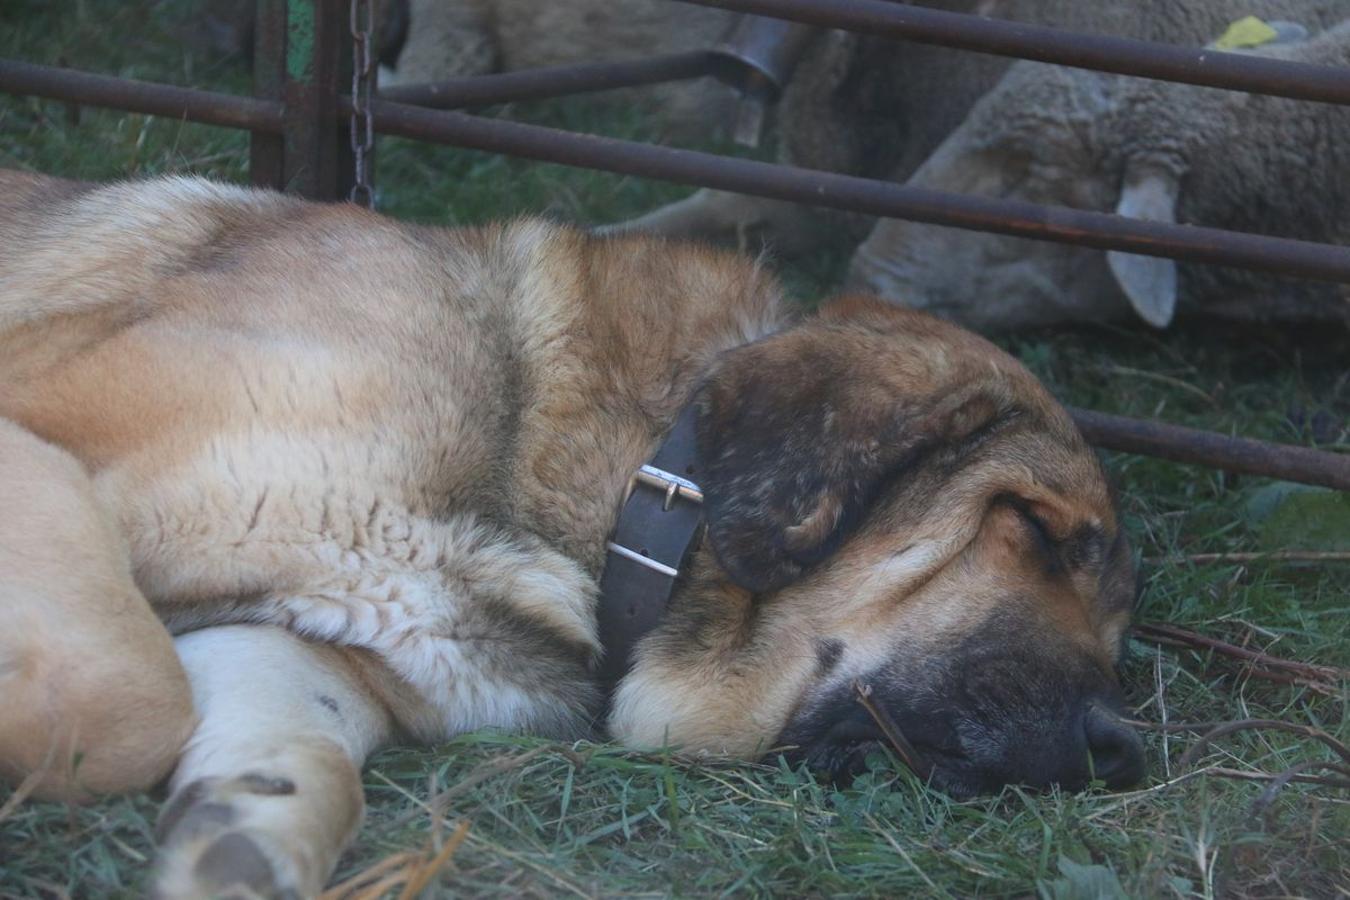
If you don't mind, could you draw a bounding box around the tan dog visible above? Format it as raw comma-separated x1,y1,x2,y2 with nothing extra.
0,170,1142,898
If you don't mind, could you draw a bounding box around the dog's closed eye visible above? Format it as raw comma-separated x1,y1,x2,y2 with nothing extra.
1006,502,1064,572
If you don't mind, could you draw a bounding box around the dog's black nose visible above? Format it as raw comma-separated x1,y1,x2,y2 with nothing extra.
1083,705,1145,789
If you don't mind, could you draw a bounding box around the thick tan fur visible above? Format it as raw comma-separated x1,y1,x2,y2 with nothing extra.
0,170,1134,897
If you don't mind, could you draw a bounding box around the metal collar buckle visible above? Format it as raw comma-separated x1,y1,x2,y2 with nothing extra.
606,464,704,578
628,464,704,510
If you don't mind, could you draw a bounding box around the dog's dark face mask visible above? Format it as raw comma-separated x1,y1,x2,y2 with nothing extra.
607,296,1143,796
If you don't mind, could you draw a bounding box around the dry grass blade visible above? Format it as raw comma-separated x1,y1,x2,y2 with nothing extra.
320,820,471,900
0,738,61,826
852,681,933,780
0,769,45,826
397,820,471,900
319,852,423,900
1099,364,1218,406
347,871,416,900
392,745,551,827
1176,718,1350,771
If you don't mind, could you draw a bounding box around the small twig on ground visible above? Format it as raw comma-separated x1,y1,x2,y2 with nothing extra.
1120,719,1350,800
1124,719,1243,733
1143,550,1350,565
1131,621,1347,695
1176,719,1350,771
852,681,933,781
1251,760,1350,817
1200,766,1350,791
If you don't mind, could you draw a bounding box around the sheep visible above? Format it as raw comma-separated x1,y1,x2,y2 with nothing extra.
382,0,741,137
198,0,742,136
611,0,1350,255
847,18,1350,329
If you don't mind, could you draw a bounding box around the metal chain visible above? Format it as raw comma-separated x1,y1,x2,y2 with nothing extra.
349,0,376,207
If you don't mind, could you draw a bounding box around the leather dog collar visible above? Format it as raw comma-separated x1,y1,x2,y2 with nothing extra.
595,403,706,692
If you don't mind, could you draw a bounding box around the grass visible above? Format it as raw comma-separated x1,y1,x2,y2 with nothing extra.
1,1,1347,897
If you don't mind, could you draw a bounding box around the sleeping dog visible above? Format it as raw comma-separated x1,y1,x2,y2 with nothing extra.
0,170,1143,897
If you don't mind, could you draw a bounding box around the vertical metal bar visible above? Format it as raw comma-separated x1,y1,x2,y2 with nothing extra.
335,0,358,201
250,0,286,190
281,0,345,199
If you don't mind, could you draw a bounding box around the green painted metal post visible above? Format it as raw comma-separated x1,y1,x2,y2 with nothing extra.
273,0,349,199
249,0,286,190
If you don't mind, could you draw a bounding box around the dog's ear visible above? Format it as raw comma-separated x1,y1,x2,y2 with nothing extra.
694,311,1012,593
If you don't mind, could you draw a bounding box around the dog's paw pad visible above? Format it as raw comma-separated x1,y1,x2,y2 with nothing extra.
154,826,303,900
193,831,298,899
154,776,309,900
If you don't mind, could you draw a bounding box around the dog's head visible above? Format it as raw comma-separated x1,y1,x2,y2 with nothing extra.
608,296,1143,796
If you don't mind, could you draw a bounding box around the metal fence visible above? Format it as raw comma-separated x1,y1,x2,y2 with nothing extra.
1,0,1347,491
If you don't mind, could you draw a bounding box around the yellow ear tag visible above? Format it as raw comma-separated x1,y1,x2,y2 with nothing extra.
1213,16,1280,50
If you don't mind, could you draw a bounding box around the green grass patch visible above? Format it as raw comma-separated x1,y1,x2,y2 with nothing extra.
1,2,1347,897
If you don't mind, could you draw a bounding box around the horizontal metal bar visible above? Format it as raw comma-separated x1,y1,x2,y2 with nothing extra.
359,98,1350,284
0,62,1341,489
358,100,1348,491
379,51,719,108
679,0,1350,105
1070,408,1349,492
10,64,1348,287
0,59,285,132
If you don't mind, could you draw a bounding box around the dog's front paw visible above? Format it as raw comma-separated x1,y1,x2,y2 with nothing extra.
152,774,311,900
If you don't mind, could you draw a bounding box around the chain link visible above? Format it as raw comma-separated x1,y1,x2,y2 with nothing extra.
349,0,376,207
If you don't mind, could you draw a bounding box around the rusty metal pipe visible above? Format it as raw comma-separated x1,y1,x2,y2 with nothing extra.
359,98,1350,284
359,101,1350,490
0,59,285,132
0,61,1342,489
677,0,1350,105
1070,409,1350,491
378,51,719,108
